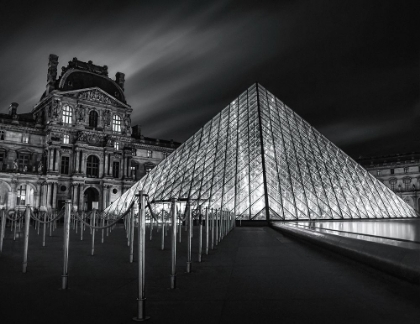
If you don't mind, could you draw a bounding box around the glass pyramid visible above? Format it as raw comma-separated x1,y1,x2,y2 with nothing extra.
106,83,418,220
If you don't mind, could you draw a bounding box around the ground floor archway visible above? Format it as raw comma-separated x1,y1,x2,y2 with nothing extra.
84,187,100,211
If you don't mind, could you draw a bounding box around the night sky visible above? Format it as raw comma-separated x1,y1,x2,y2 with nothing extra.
0,0,418,159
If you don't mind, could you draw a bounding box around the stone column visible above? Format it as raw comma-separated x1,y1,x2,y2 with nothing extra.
74,150,79,173
78,184,84,211
47,183,53,209
48,149,54,172
104,153,109,176
109,157,113,177
102,185,108,210
52,182,57,209
54,149,60,172
36,183,41,208
80,151,85,175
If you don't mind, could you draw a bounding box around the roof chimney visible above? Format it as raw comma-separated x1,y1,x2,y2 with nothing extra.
115,72,125,91
46,54,59,94
9,102,18,115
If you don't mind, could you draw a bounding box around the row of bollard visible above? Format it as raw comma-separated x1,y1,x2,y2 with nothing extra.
0,193,236,322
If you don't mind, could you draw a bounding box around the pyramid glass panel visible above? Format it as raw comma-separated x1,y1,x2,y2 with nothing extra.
106,84,418,221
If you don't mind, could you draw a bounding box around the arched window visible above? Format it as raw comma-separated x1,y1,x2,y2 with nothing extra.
389,178,397,191
62,105,72,124
403,177,412,191
89,110,98,128
112,115,121,133
86,155,99,178
17,184,26,205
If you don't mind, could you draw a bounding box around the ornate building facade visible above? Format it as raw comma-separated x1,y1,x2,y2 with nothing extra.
358,152,420,213
0,55,179,212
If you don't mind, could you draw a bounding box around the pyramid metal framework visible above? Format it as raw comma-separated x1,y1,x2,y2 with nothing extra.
107,83,417,220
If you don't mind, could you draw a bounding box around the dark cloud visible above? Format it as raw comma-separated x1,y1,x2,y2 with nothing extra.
0,0,418,158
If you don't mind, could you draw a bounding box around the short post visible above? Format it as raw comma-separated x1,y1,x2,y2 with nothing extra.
42,211,47,247
133,191,150,321
61,200,71,289
161,210,165,250
129,208,135,263
127,209,131,247
211,208,215,250
0,209,6,253
186,200,192,273
215,209,219,246
198,206,203,263
170,198,177,289
80,212,84,241
49,213,53,236
149,216,153,241
91,209,96,256
178,210,182,243
22,205,31,273
101,215,105,243
205,207,209,255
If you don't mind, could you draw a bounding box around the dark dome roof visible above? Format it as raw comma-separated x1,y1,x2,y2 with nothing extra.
59,69,126,103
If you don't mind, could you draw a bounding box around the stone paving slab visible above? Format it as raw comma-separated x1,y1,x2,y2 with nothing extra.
0,222,419,323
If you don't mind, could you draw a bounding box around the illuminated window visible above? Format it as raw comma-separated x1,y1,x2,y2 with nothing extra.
403,178,411,191
113,161,119,178
389,178,397,191
89,110,98,128
86,155,99,178
62,105,72,124
22,134,29,144
17,185,26,206
63,134,69,144
147,150,152,158
61,156,69,175
376,170,380,176
404,167,408,174
112,115,121,133
145,163,154,174
17,153,30,171
114,141,119,150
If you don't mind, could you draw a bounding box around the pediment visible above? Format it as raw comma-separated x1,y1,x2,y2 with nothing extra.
61,88,130,108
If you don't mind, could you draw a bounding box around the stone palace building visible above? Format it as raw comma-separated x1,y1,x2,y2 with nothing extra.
358,152,420,213
0,55,179,212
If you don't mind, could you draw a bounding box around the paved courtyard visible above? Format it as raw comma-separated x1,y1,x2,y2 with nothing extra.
0,222,419,323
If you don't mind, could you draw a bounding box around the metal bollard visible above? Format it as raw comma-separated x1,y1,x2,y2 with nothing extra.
127,209,131,247
49,213,53,237
80,212,84,241
130,208,135,263
186,200,192,273
91,209,96,256
61,200,71,289
161,211,165,250
133,191,150,321
198,207,203,263
0,209,6,253
170,198,177,289
215,209,219,246
211,208,215,250
149,216,153,241
42,212,46,247
101,215,105,243
205,207,209,255
22,205,31,273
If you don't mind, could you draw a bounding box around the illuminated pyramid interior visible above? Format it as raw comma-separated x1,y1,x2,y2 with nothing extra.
107,83,417,220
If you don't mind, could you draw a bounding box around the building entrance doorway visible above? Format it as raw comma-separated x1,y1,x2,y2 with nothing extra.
84,187,99,211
